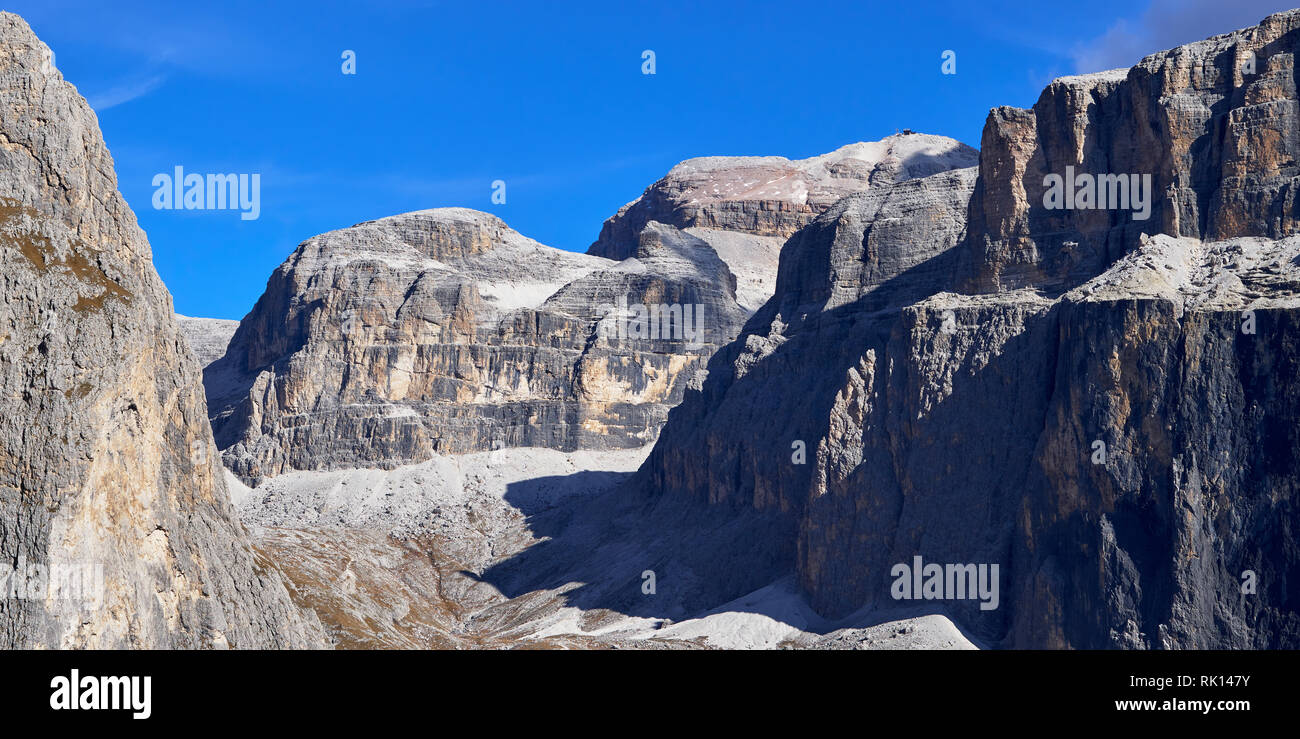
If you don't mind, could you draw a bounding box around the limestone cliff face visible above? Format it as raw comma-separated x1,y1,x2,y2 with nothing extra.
640,11,1300,649
641,167,980,518
790,245,1300,648
0,14,322,648
964,10,1300,293
206,137,981,483
207,208,749,483
590,135,978,311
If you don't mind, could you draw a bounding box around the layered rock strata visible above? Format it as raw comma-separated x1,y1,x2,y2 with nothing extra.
206,209,747,482
590,135,978,310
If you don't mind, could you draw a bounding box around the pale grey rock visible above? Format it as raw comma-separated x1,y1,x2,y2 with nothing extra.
207,209,748,483
592,135,980,258
590,135,979,312
234,444,975,649
780,614,980,650
0,13,323,648
176,314,239,367
680,227,785,312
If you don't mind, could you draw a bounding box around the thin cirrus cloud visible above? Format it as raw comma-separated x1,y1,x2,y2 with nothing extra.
87,74,166,111
1071,0,1296,73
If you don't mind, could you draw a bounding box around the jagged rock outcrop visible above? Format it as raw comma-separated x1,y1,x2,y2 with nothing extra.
591,135,978,310
964,10,1300,292
640,11,1300,649
207,208,749,482
0,13,323,648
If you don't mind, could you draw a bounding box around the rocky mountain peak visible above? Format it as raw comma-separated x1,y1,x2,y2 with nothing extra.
590,135,978,311
663,133,977,204
15,5,1300,654
592,134,978,259
289,207,540,267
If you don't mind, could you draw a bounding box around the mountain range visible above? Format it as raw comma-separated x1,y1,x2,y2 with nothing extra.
2,9,1299,649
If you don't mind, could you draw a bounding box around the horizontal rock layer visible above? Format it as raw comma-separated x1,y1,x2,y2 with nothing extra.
177,315,239,367
207,209,750,483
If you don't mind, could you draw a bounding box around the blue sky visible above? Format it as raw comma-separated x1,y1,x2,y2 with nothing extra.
5,0,1294,319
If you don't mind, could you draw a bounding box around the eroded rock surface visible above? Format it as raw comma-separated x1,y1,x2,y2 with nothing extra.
0,13,322,648
964,11,1300,293
207,209,748,483
591,135,978,310
639,11,1300,649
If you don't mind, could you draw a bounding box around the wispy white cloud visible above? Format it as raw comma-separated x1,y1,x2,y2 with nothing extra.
87,74,166,110
290,151,676,203
1072,0,1296,74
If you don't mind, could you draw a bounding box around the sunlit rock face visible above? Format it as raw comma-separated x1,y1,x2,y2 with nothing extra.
206,135,981,485
589,134,978,311
206,208,748,483
964,10,1300,293
0,13,323,648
